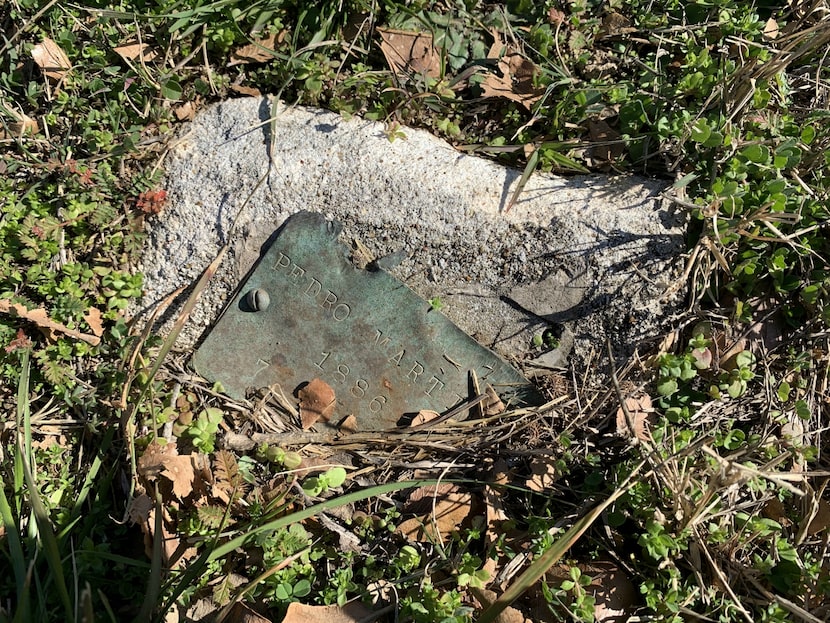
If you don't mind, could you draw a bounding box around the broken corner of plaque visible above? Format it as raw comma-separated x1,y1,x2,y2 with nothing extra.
193,211,542,431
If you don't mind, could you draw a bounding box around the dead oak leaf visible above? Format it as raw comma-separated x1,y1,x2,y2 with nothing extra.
31,38,72,82
298,378,337,429
377,28,441,79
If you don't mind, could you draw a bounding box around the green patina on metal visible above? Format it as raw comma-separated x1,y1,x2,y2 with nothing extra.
193,212,540,430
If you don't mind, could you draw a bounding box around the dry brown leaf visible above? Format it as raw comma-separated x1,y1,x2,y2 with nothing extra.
229,84,262,97
762,497,792,527
398,484,472,542
31,38,72,82
174,101,196,121
113,42,158,62
83,307,104,337
0,299,100,345
339,414,358,434
525,456,559,492
129,493,195,567
480,40,544,110
548,8,567,25
615,395,654,441
587,119,624,163
411,409,440,427
548,561,637,623
377,28,441,79
228,602,273,623
298,378,337,428
807,499,830,535
5,109,39,136
476,589,527,623
763,17,779,40
137,441,197,500
597,12,636,38
230,32,285,65
483,385,505,416
214,449,242,495
281,602,373,623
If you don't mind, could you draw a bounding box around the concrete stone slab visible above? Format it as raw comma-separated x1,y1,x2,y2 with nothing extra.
138,97,686,379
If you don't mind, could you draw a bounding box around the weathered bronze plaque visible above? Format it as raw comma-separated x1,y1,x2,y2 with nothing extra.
193,212,539,430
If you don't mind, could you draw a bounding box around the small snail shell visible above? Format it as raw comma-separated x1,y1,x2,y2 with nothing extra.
245,288,270,312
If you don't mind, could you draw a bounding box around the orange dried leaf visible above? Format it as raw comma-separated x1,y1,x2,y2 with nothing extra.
31,38,72,82
298,378,337,428
377,28,441,79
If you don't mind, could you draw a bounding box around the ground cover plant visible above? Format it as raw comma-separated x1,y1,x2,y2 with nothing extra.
1,0,830,621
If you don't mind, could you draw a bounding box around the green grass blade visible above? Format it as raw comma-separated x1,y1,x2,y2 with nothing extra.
157,479,443,619
477,463,645,623
134,487,165,623
504,147,539,214
0,484,27,605
17,354,74,623
20,447,75,623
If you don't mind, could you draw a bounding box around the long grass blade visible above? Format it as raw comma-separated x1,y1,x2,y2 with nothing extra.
19,445,74,622
157,479,443,619
0,484,27,607
477,462,645,623
504,147,539,214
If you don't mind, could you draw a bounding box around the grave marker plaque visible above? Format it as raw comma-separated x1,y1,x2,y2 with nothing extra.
193,212,539,430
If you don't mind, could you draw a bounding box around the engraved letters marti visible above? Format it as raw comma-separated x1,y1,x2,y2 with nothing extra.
193,212,536,431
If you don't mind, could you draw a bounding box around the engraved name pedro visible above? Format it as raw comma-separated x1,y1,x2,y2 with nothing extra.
266,250,497,414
